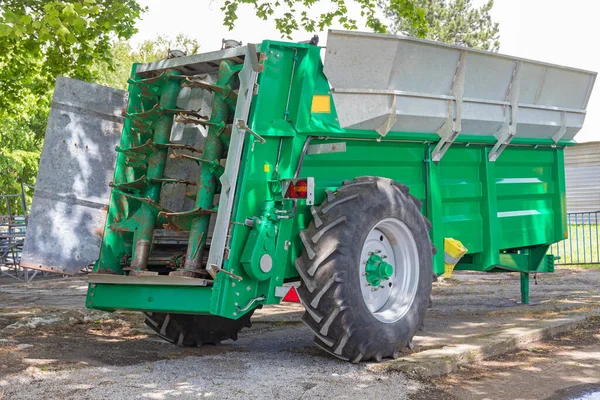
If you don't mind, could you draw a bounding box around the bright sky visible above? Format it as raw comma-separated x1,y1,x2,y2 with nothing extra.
131,0,599,143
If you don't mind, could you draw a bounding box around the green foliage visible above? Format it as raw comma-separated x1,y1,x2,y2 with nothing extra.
0,0,144,209
381,0,500,51
0,0,145,117
92,40,137,91
0,112,46,213
221,0,428,38
135,34,201,63
93,34,201,90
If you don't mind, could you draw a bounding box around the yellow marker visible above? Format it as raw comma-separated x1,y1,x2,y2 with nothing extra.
264,164,270,172
311,95,331,113
443,238,468,278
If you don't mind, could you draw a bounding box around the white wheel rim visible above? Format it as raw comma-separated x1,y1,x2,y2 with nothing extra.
359,217,420,323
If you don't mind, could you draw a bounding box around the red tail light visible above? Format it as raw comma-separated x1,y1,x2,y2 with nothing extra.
281,177,314,205
293,180,307,198
284,179,307,199
284,182,297,198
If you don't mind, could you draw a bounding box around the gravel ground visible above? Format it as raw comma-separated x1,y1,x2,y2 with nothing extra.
0,267,598,400
0,351,419,399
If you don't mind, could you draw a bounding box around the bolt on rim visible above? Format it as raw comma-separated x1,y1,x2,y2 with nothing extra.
359,217,420,323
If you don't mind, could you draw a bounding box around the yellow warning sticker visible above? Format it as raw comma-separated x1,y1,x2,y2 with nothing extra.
311,95,331,114
264,164,270,173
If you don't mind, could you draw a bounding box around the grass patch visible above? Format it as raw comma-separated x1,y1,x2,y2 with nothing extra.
576,264,600,270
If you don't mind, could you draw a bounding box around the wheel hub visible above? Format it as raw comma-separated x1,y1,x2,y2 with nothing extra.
359,218,420,323
365,253,394,287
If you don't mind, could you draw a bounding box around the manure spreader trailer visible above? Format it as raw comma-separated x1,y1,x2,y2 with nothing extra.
21,30,596,362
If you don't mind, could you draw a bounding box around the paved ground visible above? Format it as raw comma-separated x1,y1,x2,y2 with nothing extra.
438,316,600,400
0,267,598,399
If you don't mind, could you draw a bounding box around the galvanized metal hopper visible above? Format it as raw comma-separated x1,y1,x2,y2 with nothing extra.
324,30,597,161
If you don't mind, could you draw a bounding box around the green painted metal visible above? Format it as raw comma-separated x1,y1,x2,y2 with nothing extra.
130,72,182,271
95,65,182,275
87,283,212,313
240,202,278,282
179,61,238,273
365,254,394,287
89,39,567,318
520,273,530,304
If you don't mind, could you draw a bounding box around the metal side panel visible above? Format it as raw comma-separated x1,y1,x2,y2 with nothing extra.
20,77,128,275
135,46,247,77
324,30,596,145
206,45,259,272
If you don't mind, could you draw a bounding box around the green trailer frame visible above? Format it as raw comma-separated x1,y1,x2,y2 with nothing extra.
86,38,577,319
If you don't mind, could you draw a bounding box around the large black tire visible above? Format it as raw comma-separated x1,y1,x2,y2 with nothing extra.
295,176,433,362
144,311,254,346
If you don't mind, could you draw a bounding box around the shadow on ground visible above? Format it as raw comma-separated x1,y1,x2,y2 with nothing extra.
436,317,600,400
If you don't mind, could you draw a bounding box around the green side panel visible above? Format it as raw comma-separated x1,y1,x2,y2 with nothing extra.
87,283,212,314
495,147,564,248
212,137,287,318
301,140,427,204
437,147,485,254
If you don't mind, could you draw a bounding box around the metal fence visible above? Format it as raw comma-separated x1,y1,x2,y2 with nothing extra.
550,211,600,266
0,183,41,282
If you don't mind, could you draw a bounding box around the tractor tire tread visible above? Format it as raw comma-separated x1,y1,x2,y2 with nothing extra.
295,176,433,362
143,311,254,347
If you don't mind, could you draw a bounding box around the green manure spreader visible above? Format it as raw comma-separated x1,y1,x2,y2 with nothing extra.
21,30,596,362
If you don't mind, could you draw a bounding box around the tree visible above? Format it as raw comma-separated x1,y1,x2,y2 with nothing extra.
0,0,145,119
0,111,45,213
94,34,201,90
0,0,144,209
381,0,500,51
221,0,428,38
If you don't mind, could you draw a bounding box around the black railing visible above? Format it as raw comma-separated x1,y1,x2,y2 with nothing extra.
550,211,600,265
0,183,35,281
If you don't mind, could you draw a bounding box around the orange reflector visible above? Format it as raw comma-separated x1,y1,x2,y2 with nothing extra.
294,180,308,198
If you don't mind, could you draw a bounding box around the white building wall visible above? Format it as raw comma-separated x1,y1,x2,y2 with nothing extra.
565,141,600,213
